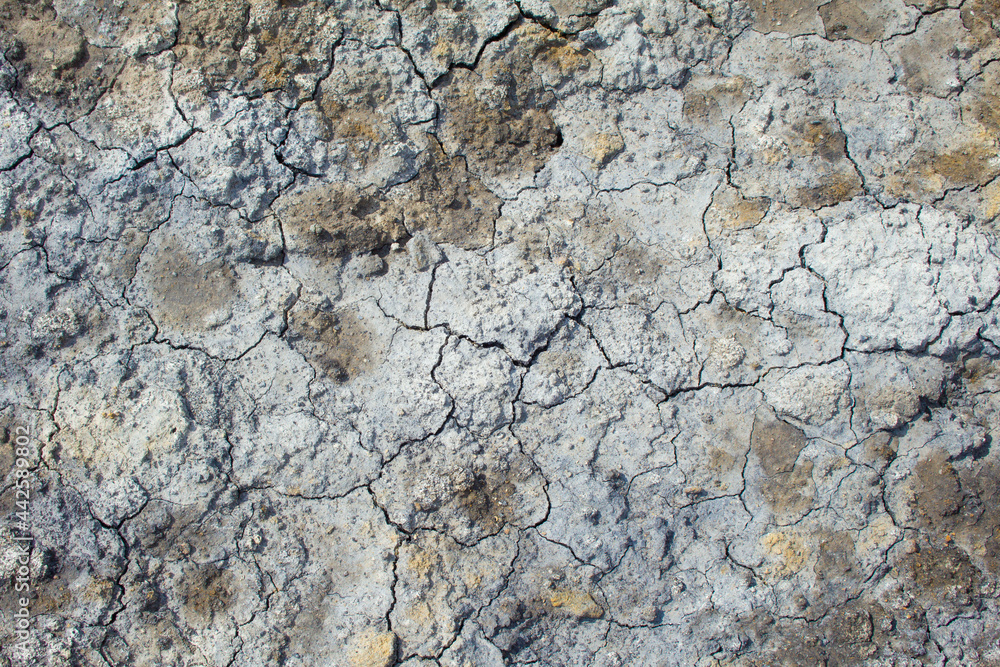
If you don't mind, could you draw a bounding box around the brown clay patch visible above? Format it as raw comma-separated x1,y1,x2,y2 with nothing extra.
0,416,17,477
175,0,339,100
764,458,815,519
277,182,407,260
900,542,980,610
962,355,998,387
856,431,899,473
746,0,825,34
455,472,519,535
795,171,863,209
246,2,340,96
175,0,250,89
437,75,560,181
128,503,206,560
887,143,1000,200
985,178,1000,223
909,451,1000,576
818,603,879,661
179,562,235,621
612,243,663,287
814,530,858,585
788,118,848,161
707,444,739,476
682,76,752,126
912,453,963,528
704,183,770,234
582,132,625,168
962,0,1000,48
396,435,546,542
349,630,398,667
759,531,809,579
753,414,808,477
176,0,338,98
896,538,1000,661
782,118,863,207
548,589,605,618
396,141,501,250
146,238,237,330
819,0,890,43
412,457,534,539
286,304,384,382
514,22,600,86
436,24,566,182
0,0,118,115
966,97,1000,140
741,600,890,666
964,61,1000,147
742,529,1000,664
922,143,1000,187
25,559,116,620
752,413,816,519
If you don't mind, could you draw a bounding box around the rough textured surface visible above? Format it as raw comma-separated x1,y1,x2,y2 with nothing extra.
2,1,1000,665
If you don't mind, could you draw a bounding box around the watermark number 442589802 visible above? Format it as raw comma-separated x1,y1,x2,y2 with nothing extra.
10,425,34,659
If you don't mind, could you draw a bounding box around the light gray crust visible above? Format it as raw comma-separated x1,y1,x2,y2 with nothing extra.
2,0,1000,665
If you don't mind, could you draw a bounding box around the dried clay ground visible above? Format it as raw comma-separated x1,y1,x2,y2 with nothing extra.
1,0,1000,665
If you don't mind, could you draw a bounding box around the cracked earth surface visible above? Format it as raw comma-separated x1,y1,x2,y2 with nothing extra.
1,0,1000,665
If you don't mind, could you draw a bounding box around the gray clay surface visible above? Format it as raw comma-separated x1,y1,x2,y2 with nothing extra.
1,0,1000,665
